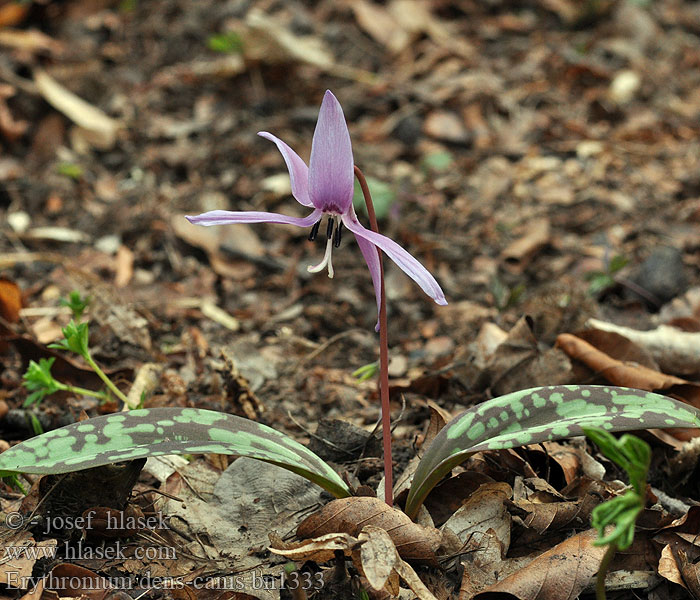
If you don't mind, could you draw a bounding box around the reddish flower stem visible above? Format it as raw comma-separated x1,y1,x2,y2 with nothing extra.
354,165,393,506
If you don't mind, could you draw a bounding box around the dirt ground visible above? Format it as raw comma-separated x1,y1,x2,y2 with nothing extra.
1,0,700,598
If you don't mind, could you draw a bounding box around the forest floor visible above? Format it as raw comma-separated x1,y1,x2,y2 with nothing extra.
1,0,700,599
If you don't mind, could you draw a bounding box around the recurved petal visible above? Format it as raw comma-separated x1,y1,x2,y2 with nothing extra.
186,209,321,228
354,233,382,332
309,91,354,213
258,132,313,207
342,213,447,307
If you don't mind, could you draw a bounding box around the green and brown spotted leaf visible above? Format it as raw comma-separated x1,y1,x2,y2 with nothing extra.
405,385,700,519
0,408,351,499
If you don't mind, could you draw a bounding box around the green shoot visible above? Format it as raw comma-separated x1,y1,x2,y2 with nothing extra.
207,32,243,54
48,320,129,405
59,290,90,320
353,361,379,382
56,162,83,180
583,427,650,600
29,413,44,435
490,276,525,311
586,254,628,296
1,474,27,495
22,357,111,406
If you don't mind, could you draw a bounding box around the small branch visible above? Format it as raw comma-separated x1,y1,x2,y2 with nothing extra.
354,165,393,506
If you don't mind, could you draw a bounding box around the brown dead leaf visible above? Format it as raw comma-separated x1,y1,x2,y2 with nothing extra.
575,328,659,370
297,497,441,565
270,532,361,563
0,2,28,28
669,544,700,597
484,316,572,395
424,471,496,527
442,482,512,565
556,332,700,419
556,332,687,389
45,563,112,599
352,1,411,53
510,479,604,537
473,529,607,600
501,217,551,272
424,110,469,143
587,317,700,376
0,278,21,322
356,526,401,592
0,532,56,585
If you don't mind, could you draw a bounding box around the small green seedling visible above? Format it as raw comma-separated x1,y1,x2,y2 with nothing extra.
583,426,650,600
59,290,90,320
48,320,129,405
22,321,128,408
352,361,379,382
207,32,243,54
586,254,628,296
56,162,84,180
490,275,525,312
22,358,108,406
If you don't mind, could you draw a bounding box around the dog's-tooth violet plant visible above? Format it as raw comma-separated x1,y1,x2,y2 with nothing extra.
1,385,699,524
186,89,447,505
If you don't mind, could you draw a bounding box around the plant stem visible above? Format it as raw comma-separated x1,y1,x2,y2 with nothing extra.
596,542,616,600
354,165,393,506
57,381,109,401
84,355,130,406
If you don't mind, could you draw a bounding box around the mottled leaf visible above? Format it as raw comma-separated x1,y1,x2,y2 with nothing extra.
405,385,700,519
0,407,350,498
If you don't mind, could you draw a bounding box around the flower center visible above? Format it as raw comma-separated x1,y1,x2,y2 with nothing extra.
307,216,343,278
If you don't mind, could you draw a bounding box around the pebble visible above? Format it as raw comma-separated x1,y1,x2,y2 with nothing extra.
629,246,687,307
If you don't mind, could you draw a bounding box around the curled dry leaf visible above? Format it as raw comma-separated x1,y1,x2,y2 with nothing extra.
296,496,441,565
556,333,700,430
556,332,689,390
269,532,361,563
587,317,700,376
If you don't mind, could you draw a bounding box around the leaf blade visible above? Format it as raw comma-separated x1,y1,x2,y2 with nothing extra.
0,407,351,498
405,385,700,519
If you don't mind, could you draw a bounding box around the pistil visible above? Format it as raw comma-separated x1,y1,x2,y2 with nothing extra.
307,236,334,278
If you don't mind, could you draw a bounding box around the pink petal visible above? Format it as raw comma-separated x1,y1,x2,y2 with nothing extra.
258,132,313,207
354,233,382,332
186,209,321,228
309,91,354,214
342,212,447,307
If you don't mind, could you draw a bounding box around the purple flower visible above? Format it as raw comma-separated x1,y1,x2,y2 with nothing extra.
186,90,446,328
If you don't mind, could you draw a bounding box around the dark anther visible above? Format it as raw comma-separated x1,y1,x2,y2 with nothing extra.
308,220,320,241
333,221,343,248
326,217,335,239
